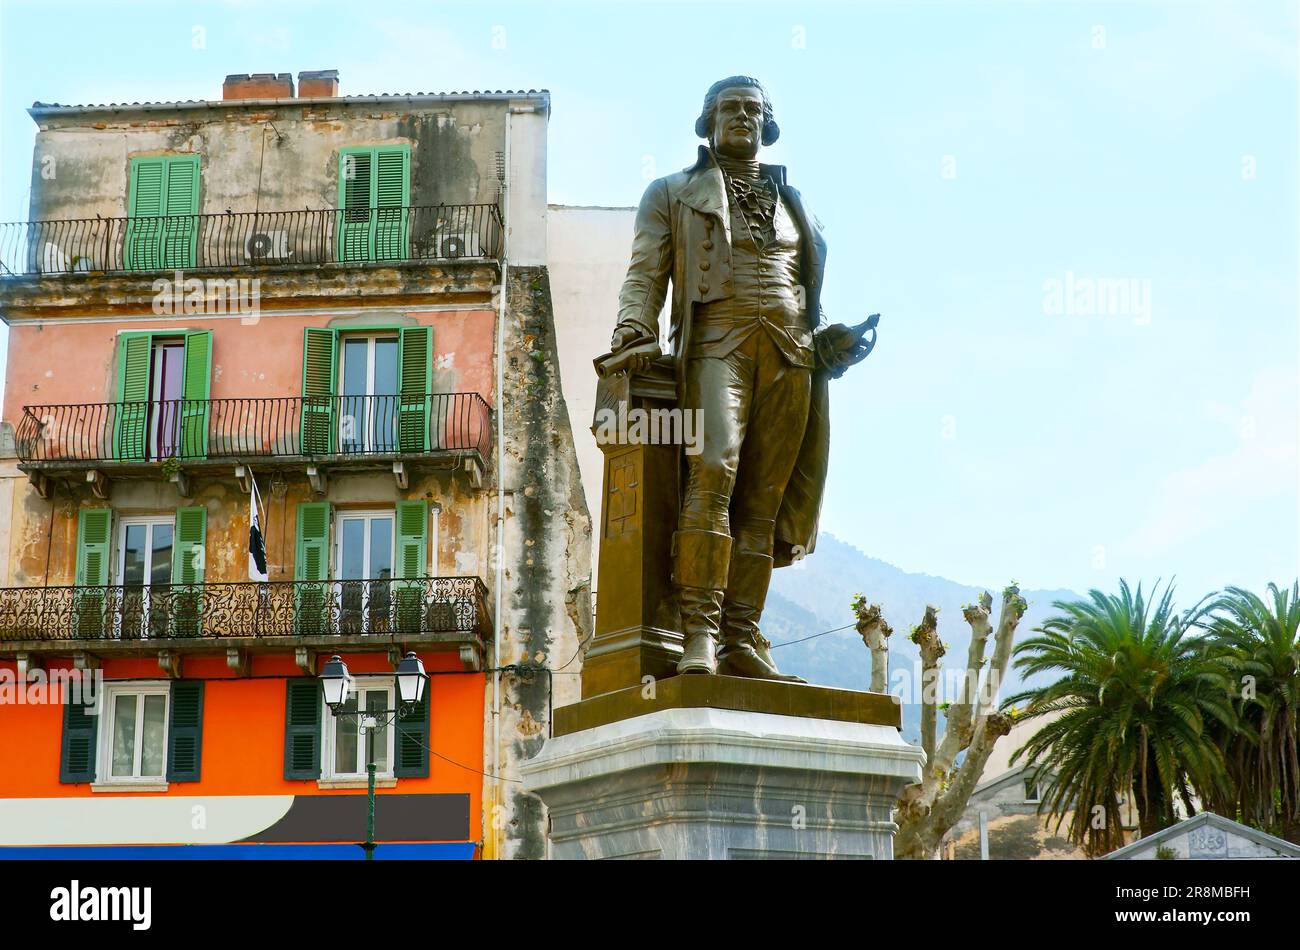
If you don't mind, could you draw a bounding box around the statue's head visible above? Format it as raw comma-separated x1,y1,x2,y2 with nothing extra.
695,76,779,159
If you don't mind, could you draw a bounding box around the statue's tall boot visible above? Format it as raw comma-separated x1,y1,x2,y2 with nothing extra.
672,530,732,675
717,551,806,683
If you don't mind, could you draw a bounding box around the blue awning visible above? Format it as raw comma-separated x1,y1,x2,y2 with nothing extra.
0,842,477,860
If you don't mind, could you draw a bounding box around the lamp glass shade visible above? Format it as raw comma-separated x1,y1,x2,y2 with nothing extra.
395,652,427,705
321,655,352,709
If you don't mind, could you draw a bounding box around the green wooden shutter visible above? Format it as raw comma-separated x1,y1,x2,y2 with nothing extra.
284,679,322,780
394,500,428,579
172,505,206,637
114,332,152,460
300,328,337,455
394,499,427,632
373,145,410,261
74,508,113,638
294,501,331,635
162,156,200,268
394,686,430,778
126,156,199,270
60,697,99,784
337,149,374,262
125,158,165,270
166,680,204,782
397,326,431,452
179,330,212,459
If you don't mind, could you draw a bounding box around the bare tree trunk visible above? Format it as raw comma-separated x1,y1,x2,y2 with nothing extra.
888,584,1027,860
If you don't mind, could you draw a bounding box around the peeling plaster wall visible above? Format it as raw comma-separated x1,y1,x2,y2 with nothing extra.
28,99,524,222
491,267,591,859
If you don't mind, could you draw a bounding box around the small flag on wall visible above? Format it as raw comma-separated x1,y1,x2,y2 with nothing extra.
249,474,269,581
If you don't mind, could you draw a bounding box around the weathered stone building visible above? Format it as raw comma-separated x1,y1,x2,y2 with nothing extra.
0,71,589,859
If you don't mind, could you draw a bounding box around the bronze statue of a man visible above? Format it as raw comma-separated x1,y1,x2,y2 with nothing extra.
606,76,876,681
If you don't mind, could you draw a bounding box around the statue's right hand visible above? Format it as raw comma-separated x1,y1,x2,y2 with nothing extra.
610,324,650,353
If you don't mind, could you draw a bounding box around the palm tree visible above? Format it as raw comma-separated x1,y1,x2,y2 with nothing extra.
1003,580,1236,856
1202,582,1300,840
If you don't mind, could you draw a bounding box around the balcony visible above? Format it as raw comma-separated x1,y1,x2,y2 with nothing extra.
0,204,503,278
0,576,491,668
16,393,492,491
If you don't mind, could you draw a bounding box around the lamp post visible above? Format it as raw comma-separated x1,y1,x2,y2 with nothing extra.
320,652,428,860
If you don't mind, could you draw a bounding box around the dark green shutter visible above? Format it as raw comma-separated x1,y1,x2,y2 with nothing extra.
373,146,410,260
126,155,199,269
294,502,331,635
172,505,206,637
114,332,152,460
166,680,204,782
394,500,427,632
74,508,113,638
394,686,430,778
284,679,322,780
59,696,99,784
397,326,431,452
179,330,211,458
300,328,337,454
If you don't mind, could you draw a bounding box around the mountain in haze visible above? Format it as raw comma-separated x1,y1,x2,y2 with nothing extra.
764,533,1080,743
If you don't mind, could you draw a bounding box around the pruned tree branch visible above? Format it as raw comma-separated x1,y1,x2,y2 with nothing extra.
885,583,1028,859
853,594,893,693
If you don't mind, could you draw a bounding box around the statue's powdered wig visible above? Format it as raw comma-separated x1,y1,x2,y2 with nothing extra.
694,75,780,147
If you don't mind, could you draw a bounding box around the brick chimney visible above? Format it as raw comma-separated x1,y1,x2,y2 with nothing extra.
298,69,340,98
223,73,294,100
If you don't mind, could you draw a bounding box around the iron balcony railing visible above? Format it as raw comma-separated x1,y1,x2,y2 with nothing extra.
0,204,503,277
0,576,491,643
16,393,492,465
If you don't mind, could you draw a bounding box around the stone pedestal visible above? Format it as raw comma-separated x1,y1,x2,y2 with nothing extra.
521,688,924,860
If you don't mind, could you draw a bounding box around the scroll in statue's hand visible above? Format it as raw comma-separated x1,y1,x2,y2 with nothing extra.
815,314,880,379
594,324,663,378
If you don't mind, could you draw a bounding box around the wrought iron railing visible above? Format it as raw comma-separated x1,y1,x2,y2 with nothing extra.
0,204,503,277
16,393,492,464
0,576,491,642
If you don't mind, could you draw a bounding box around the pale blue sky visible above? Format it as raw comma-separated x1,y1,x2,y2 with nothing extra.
1,0,1296,601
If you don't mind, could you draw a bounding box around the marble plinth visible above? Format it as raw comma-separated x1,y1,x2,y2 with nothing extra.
520,706,925,860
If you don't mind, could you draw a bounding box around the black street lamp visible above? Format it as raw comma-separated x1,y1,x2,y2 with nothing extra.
319,652,429,859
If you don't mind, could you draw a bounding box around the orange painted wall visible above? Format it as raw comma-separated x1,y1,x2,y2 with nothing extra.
0,651,483,836
2,308,495,426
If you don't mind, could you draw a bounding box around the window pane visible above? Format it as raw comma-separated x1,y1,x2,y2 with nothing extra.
370,517,393,580
333,693,359,774
150,524,174,587
340,519,365,580
122,525,146,586
366,689,390,773
342,339,369,397
111,694,138,777
373,339,399,450
374,339,398,395
141,694,167,776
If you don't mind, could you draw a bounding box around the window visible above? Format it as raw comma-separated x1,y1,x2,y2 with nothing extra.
323,678,394,779
1024,778,1041,803
299,326,431,455
117,515,174,639
115,330,212,461
125,155,200,270
100,682,170,785
336,145,410,262
336,510,395,633
339,334,399,453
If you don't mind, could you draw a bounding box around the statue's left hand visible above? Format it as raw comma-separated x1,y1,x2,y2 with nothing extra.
815,316,879,379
